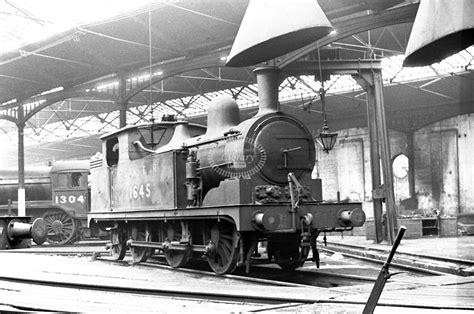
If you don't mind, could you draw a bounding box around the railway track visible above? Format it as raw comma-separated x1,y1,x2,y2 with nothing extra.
19,241,397,288
2,243,324,312
0,272,315,312
99,254,378,288
319,240,474,276
4,242,472,312
19,241,380,287
20,239,453,286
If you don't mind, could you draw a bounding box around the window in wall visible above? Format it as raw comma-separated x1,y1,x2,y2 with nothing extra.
393,154,410,205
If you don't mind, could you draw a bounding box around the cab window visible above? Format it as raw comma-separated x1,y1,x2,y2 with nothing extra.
56,172,86,188
106,137,119,166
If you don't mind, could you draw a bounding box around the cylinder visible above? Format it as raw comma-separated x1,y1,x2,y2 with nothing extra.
255,67,281,116
186,157,198,179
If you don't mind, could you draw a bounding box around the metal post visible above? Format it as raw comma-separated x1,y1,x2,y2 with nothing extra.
406,131,416,197
373,71,398,244
365,81,384,243
355,68,397,244
17,104,26,217
119,102,127,128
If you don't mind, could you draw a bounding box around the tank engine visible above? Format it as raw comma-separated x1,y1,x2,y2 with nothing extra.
88,67,365,274
0,160,91,245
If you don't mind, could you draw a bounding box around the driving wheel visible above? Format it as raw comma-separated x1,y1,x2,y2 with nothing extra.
131,225,150,263
206,221,240,274
110,228,127,260
42,210,77,245
164,222,190,268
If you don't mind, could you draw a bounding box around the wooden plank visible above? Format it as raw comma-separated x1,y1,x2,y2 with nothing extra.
334,283,474,309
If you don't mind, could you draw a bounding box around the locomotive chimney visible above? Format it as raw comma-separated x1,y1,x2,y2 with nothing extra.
255,67,281,116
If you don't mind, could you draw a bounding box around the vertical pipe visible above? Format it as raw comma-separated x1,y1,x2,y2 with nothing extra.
254,67,281,116
118,76,127,128
406,131,416,197
366,82,384,244
119,102,127,128
17,104,26,217
373,71,398,244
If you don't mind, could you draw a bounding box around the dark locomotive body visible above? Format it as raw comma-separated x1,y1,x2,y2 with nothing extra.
88,67,365,274
0,160,91,245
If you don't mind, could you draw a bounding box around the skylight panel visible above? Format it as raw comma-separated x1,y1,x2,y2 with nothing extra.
0,0,157,54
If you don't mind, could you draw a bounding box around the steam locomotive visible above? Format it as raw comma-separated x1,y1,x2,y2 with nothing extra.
0,160,91,245
88,67,365,274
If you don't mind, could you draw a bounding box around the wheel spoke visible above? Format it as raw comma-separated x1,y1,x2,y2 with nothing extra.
164,223,190,268
110,228,126,260
42,210,77,245
131,226,150,263
206,221,239,274
220,239,232,254
220,234,233,240
219,248,229,265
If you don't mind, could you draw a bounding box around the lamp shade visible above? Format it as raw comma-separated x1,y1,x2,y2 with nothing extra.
404,0,474,67
226,0,333,67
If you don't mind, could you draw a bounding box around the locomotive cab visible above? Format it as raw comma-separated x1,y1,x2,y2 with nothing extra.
50,160,90,219
89,121,206,217
44,160,91,244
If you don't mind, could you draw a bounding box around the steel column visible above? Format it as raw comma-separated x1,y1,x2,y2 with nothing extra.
365,82,384,243
283,59,398,244
118,76,127,128
372,71,398,244
406,131,416,197
16,104,26,216
355,68,398,244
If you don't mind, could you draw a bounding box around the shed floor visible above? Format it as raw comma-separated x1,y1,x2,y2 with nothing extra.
323,234,474,261
1,234,473,312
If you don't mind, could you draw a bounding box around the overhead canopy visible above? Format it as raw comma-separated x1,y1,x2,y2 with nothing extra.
3,0,472,167
0,1,245,104
0,0,409,106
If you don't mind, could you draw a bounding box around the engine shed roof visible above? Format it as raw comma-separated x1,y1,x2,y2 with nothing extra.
0,0,473,167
